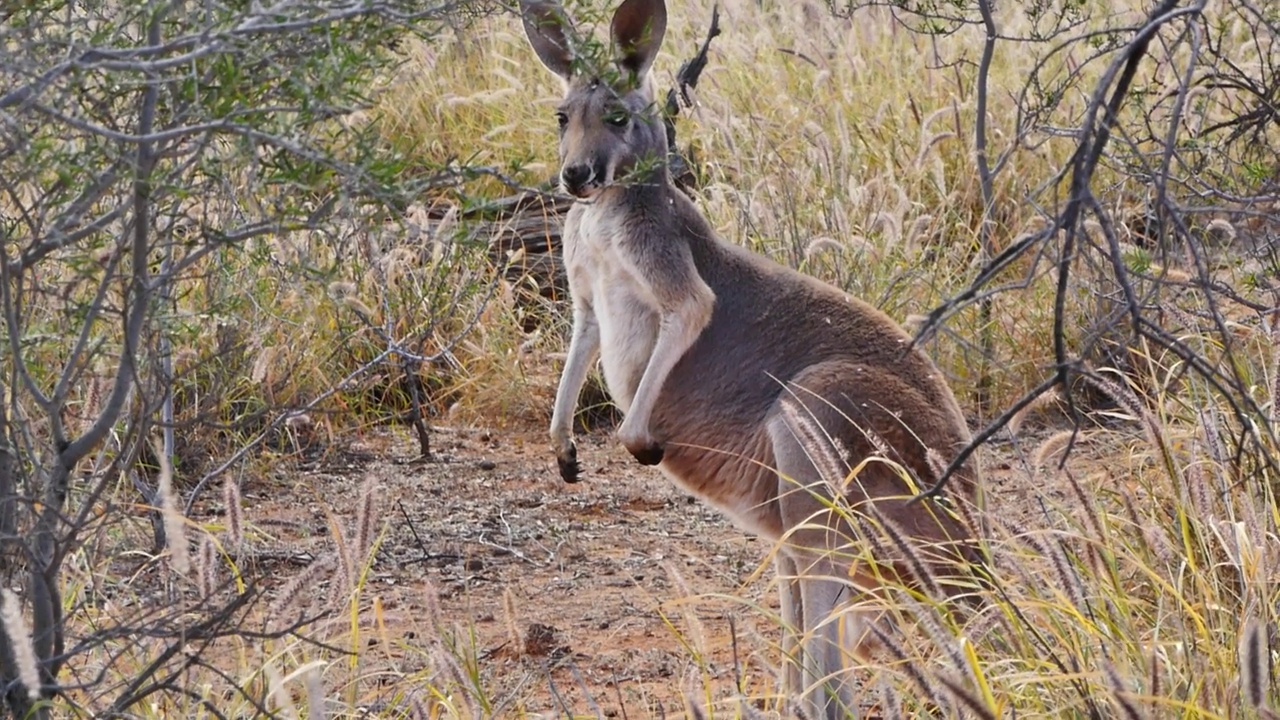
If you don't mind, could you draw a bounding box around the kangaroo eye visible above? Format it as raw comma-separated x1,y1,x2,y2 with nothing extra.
555,112,568,129
604,110,630,128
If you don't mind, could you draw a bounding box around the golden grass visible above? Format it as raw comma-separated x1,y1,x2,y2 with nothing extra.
371,0,1275,418
55,375,1279,717
20,0,1261,436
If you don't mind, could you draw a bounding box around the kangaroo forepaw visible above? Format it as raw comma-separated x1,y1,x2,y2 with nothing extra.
627,441,664,466
618,418,664,467
556,443,582,483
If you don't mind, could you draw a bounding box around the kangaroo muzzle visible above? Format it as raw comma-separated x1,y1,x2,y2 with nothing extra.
560,160,609,198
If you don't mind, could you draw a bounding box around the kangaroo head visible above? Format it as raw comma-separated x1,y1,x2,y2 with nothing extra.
520,0,669,199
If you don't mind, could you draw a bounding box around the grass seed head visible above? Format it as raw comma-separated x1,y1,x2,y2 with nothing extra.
0,590,42,701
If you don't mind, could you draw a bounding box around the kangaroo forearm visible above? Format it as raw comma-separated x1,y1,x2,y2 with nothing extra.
551,316,600,437
625,292,712,429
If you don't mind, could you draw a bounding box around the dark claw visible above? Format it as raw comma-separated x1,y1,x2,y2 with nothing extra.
557,444,582,483
628,442,664,466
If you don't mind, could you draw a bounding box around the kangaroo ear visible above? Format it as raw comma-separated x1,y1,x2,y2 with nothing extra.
610,0,666,80
520,1,576,80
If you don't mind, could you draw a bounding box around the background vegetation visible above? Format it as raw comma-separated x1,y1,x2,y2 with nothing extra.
0,0,1276,716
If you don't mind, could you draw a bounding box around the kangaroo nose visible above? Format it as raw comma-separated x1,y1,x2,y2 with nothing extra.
561,164,593,195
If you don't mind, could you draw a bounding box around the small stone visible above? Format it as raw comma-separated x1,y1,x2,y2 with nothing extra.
478,459,496,471
523,622,566,657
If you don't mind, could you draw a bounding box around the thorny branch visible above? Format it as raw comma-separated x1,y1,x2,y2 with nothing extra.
912,0,1280,500
0,1,493,715
972,0,998,415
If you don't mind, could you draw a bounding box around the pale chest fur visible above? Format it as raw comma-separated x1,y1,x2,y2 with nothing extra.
563,202,661,413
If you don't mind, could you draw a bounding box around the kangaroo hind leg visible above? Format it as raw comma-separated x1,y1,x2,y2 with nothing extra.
769,407,864,719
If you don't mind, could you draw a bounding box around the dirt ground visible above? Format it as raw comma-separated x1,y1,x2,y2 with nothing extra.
229,419,1084,717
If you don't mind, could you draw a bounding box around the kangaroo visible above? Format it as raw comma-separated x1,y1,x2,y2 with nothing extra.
520,0,984,716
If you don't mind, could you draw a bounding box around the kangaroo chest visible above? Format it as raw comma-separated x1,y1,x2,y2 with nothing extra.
563,203,661,413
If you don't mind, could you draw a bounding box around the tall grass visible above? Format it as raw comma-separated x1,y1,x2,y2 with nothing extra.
104,0,1274,436
56,363,1279,716
374,0,1274,416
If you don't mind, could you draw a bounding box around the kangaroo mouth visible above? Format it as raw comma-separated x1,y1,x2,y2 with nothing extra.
569,185,602,200
561,165,613,200
566,182,608,201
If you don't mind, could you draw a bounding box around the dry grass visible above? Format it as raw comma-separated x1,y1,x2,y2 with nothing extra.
39,0,1261,438
53,377,1280,717
372,0,1274,418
